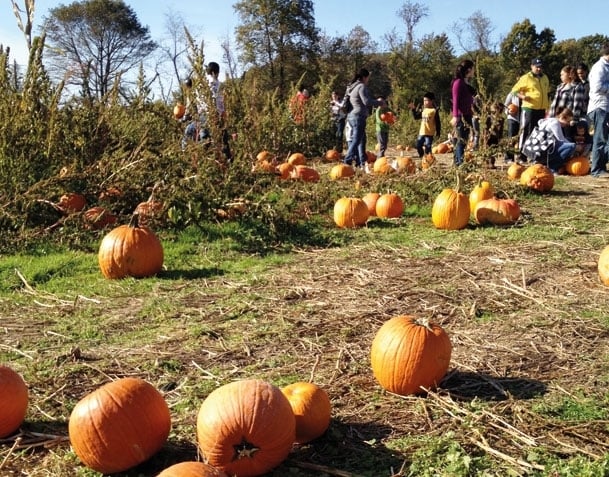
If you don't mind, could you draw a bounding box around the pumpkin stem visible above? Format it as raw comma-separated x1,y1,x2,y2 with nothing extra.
233,438,260,460
414,316,434,331
128,213,141,229
455,171,463,193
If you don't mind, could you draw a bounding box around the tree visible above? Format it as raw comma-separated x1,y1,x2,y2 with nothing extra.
396,1,429,47
500,19,556,80
234,0,319,97
452,10,494,54
43,0,157,100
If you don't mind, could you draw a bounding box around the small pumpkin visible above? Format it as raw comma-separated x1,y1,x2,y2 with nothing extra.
365,150,377,163
324,149,342,162
69,377,171,474
421,153,436,170
134,199,164,225
370,315,452,396
256,150,274,163
333,197,369,228
83,206,117,230
507,162,525,180
275,162,294,180
281,382,331,444
375,193,404,219
0,365,28,438
507,103,519,115
362,192,380,217
520,163,554,192
394,156,416,174
565,156,590,176
173,102,186,119
329,163,355,180
431,179,470,230
474,197,521,225
598,245,609,286
197,379,295,477
98,214,164,279
372,157,389,173
436,142,450,154
58,193,86,213
468,180,494,215
290,165,320,182
287,152,306,165
157,461,228,477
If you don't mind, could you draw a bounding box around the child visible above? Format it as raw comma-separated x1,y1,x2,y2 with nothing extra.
409,92,441,158
375,97,396,158
572,120,592,157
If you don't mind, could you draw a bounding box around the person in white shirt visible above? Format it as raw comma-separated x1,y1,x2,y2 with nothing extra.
587,43,609,177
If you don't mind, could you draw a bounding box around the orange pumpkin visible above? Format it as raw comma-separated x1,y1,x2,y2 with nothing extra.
324,149,342,162
370,315,452,396
431,187,470,230
276,162,294,180
474,197,521,225
290,165,320,182
394,156,416,174
329,163,355,180
598,245,609,286
98,214,164,279
0,365,28,438
520,163,554,192
365,150,377,163
362,192,380,217
58,193,86,213
281,382,331,444
157,461,228,477
333,197,369,228
421,153,436,170
134,200,164,225
372,157,389,173
436,142,450,154
468,180,494,214
83,206,117,230
69,378,171,474
375,193,404,218
287,152,306,165
173,103,186,119
507,103,519,116
256,150,274,163
565,156,590,176
507,162,525,180
197,379,295,477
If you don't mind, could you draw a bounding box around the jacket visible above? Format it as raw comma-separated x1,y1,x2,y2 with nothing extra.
587,56,609,113
347,81,382,118
512,72,550,111
549,81,586,120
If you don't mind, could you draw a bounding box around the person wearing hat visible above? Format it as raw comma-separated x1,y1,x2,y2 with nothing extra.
587,43,609,177
511,58,550,162
409,91,441,159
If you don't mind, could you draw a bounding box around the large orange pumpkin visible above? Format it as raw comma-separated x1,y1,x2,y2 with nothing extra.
329,163,355,180
375,193,404,218
196,379,295,477
98,214,164,279
333,197,369,228
431,187,470,230
520,163,554,192
157,461,228,477
598,245,609,286
468,180,494,215
69,377,171,474
370,315,452,396
0,365,28,438
58,193,86,213
565,156,590,176
474,197,521,225
281,382,331,444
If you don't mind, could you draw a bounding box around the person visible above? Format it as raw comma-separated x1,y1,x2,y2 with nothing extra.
536,108,576,174
503,90,521,162
374,97,396,158
409,91,441,158
342,68,385,170
330,91,346,151
289,86,310,125
573,119,593,157
587,43,609,177
181,62,232,163
450,59,476,166
548,65,587,126
511,58,550,163
577,63,590,112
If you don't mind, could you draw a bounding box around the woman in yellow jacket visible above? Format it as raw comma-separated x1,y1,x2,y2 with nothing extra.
511,58,550,162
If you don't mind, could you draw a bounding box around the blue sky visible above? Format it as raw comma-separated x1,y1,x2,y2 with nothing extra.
2,0,607,69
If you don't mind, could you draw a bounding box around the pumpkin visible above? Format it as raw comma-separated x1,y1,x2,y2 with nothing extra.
287,152,306,165
157,461,228,477
376,193,404,219
370,315,452,396
375,162,396,175
394,156,416,174
69,377,171,474
252,159,277,173
333,197,369,228
329,163,355,180
98,214,164,279
58,193,86,213
0,365,28,438
474,197,521,225
435,142,450,154
372,157,389,173
281,382,331,444
421,153,436,170
365,151,377,163
431,186,470,230
507,162,525,180
276,162,294,180
565,156,590,176
290,165,320,182
173,103,186,119
197,379,295,477
520,163,554,192
324,149,342,162
507,103,519,115
468,180,494,214
256,151,274,163
380,111,396,125
362,192,380,217
598,245,609,286
83,206,117,230
134,199,164,225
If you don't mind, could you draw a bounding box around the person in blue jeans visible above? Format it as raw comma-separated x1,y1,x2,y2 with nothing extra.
450,59,475,166
342,68,385,169
537,108,576,174
586,43,609,177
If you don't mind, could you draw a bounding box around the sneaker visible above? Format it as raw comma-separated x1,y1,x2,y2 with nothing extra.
592,170,609,178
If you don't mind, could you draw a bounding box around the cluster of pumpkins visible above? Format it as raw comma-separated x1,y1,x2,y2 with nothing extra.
1,311,455,476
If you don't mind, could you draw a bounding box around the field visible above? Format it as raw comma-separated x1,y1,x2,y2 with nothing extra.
2,153,609,476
